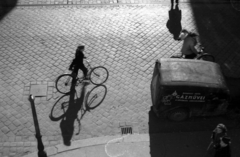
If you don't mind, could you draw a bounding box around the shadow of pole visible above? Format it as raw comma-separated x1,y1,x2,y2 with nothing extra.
0,0,18,21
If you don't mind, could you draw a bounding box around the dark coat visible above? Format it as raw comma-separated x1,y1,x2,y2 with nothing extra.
214,145,231,157
69,51,86,70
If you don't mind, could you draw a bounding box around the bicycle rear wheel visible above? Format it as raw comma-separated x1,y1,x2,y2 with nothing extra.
56,74,74,94
197,54,215,62
85,85,107,110
89,66,109,85
49,94,70,121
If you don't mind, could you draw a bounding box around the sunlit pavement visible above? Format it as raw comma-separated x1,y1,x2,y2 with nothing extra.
0,1,240,157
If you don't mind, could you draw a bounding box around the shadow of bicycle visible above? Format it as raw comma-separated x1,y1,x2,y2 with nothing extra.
49,80,107,146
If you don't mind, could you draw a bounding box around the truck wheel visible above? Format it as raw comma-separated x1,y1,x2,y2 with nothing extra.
168,108,189,122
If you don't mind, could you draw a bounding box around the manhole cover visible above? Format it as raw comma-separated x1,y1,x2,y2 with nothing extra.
30,84,48,96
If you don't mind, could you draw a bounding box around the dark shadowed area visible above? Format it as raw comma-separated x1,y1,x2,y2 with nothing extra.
149,1,240,157
189,0,240,78
189,0,240,110
0,0,18,21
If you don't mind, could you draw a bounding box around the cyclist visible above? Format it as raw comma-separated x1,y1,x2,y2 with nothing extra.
69,45,88,79
178,29,200,59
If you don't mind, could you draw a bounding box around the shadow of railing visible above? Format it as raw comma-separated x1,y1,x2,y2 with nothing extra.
0,0,18,21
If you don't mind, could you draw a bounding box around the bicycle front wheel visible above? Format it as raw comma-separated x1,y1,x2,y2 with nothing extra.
89,66,109,85
56,74,74,94
197,54,215,62
49,94,70,121
85,85,107,110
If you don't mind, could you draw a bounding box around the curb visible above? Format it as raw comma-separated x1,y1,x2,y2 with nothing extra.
22,133,149,157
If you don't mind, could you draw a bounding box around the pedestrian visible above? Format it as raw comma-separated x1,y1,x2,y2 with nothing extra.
214,136,231,157
178,29,200,59
69,45,88,79
206,123,228,157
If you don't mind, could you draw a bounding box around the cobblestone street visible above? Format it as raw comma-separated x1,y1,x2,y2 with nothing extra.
0,2,240,157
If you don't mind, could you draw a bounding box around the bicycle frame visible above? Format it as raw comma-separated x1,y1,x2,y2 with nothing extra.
85,60,100,78
84,59,92,70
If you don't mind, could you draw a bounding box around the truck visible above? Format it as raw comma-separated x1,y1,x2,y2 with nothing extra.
150,58,231,121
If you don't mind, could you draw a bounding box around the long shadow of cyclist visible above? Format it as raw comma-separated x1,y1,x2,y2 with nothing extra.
59,79,88,146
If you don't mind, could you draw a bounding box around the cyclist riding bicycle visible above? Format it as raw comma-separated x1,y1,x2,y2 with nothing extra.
69,45,88,79
178,29,201,59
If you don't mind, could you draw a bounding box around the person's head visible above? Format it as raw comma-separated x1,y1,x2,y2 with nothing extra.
178,29,198,41
220,136,231,147
215,123,227,134
177,29,189,41
77,45,85,51
75,45,85,57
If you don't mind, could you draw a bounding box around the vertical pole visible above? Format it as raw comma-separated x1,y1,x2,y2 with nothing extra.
28,95,47,157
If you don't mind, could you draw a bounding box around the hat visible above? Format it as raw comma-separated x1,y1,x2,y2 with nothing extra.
77,45,85,50
221,136,231,145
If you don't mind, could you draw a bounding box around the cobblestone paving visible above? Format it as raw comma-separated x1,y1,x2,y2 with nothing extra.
0,3,240,157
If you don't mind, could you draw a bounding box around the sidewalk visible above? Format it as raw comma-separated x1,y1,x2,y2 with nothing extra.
24,130,240,157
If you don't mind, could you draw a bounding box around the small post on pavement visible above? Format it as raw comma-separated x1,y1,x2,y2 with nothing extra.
28,95,47,157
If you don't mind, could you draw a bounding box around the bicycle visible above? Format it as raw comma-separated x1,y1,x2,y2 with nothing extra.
55,59,109,94
170,45,215,62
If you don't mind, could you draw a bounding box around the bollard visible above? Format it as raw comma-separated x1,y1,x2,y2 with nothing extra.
28,95,47,157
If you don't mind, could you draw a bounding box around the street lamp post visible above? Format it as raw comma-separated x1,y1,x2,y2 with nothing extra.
28,95,47,157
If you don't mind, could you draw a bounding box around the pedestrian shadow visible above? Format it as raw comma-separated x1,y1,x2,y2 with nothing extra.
49,78,108,146
0,0,18,21
166,0,182,40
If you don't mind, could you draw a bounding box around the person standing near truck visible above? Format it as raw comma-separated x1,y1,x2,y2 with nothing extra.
178,29,200,59
206,123,228,157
